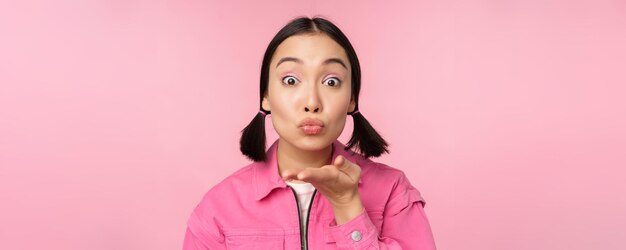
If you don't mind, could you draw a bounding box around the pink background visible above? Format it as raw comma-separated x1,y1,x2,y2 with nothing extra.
1,0,625,249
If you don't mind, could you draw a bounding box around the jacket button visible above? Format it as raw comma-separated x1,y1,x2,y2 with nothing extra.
351,230,362,241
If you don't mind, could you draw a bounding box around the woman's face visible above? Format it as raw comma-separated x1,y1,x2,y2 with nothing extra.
262,33,356,151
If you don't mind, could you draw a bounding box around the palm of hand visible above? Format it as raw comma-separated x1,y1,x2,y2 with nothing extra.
282,155,361,206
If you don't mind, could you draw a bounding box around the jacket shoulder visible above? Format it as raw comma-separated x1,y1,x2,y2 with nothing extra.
359,159,408,184
195,162,257,207
344,149,408,183
358,159,426,209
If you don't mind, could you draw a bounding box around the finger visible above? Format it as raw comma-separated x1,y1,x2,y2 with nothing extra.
281,168,305,181
335,155,356,173
333,155,361,179
334,155,346,169
297,167,335,184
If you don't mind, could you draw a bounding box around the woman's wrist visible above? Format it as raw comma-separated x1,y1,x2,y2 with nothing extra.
330,193,364,225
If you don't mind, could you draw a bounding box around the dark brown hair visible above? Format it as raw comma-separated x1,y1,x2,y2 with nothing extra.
240,16,389,162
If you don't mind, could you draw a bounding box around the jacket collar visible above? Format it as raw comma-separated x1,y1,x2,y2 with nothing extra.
254,139,363,201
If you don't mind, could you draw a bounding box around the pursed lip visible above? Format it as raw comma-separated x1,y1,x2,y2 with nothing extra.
298,118,324,127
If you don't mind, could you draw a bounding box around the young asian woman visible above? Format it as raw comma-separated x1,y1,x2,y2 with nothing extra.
183,16,437,250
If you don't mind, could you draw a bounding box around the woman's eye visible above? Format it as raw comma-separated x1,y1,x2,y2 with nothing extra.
323,77,341,87
282,76,299,85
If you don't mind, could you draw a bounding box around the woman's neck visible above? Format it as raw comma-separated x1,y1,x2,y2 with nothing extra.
276,138,333,178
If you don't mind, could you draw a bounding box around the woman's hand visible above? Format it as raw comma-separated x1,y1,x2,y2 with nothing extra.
281,155,364,224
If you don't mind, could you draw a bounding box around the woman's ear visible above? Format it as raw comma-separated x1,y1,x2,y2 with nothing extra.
261,94,271,111
348,97,356,113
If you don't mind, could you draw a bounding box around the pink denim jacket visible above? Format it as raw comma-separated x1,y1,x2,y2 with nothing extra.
183,139,436,249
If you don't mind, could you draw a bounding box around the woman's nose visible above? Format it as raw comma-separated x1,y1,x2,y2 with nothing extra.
304,106,320,112
303,90,321,113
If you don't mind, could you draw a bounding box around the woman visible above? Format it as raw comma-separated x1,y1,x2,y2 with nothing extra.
183,16,436,249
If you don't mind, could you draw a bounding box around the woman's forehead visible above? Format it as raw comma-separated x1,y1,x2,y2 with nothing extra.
272,33,350,68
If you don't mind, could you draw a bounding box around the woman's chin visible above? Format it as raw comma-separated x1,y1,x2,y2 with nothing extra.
285,136,331,152
299,138,329,149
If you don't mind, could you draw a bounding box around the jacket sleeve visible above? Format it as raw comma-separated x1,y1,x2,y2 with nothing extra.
182,204,227,249
327,172,436,250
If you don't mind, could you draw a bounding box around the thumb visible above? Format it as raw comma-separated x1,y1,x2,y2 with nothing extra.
334,155,350,171
334,155,361,179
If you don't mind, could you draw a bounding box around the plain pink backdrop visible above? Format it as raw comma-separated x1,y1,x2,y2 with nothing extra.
1,0,625,249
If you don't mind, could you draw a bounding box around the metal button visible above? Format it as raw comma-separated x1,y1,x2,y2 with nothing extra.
351,230,362,241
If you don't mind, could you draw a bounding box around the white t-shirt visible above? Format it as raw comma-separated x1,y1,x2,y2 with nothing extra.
286,181,316,229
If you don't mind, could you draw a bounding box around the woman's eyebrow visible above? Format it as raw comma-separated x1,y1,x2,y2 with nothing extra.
275,57,348,69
